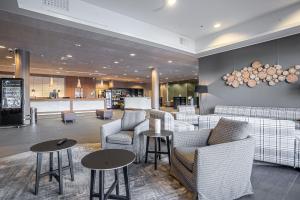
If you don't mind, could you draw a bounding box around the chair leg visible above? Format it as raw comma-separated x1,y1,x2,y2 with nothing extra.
58,151,63,195
99,171,104,200
34,153,42,195
90,170,95,200
166,136,171,166
154,138,158,170
145,136,150,163
67,148,74,181
123,166,131,200
49,152,53,182
115,169,119,195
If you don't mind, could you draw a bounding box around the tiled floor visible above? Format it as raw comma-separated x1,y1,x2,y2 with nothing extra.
0,110,299,200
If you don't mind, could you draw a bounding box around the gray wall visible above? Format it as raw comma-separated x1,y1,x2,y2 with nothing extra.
199,34,300,114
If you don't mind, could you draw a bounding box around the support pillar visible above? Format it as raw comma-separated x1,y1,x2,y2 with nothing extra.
15,49,30,125
151,68,159,109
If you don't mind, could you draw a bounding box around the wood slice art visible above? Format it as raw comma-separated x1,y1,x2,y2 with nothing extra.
286,74,298,83
247,79,257,87
252,61,262,69
267,67,276,76
223,61,300,88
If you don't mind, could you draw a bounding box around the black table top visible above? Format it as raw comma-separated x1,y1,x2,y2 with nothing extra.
30,139,77,153
81,149,136,170
142,130,173,138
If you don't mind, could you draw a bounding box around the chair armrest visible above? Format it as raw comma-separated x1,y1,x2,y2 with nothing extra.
194,136,255,194
134,119,149,135
100,119,122,148
172,129,211,148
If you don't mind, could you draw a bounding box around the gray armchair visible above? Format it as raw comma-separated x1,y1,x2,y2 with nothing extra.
100,110,149,162
170,129,255,200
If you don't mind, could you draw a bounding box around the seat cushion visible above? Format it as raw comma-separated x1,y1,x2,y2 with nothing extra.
174,147,196,172
121,110,146,131
106,131,133,145
174,120,195,132
208,117,249,145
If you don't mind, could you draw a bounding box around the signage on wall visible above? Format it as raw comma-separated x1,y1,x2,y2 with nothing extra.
1,79,22,109
223,60,300,88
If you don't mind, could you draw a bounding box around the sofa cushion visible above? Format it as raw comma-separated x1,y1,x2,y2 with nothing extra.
178,105,196,114
121,110,146,131
174,147,196,172
106,131,133,145
208,117,249,145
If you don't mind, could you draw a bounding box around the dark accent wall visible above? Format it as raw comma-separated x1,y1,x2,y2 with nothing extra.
198,34,300,114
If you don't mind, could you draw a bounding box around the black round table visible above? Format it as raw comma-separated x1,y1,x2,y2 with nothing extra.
81,149,135,200
142,130,172,170
30,139,77,195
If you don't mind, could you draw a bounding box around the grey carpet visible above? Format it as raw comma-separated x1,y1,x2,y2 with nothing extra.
0,143,193,200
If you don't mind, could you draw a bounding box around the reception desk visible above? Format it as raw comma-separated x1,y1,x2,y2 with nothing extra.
30,98,105,114
124,97,151,110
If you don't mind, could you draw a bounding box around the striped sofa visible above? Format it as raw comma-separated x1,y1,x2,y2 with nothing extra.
173,105,199,125
198,105,300,167
149,109,194,132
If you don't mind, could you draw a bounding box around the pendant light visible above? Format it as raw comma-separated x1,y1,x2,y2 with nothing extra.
50,77,54,87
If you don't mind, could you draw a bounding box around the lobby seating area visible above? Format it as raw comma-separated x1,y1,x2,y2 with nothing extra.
1,0,300,200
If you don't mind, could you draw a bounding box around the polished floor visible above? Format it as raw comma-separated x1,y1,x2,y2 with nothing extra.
0,111,300,200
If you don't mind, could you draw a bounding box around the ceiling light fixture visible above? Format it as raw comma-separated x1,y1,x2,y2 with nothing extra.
167,0,177,7
66,54,72,58
130,53,136,57
114,61,119,64
123,73,127,76
134,70,138,73
148,66,154,69
74,43,81,47
214,23,221,28
168,60,173,63
0,45,6,49
5,56,13,59
95,70,99,73
58,67,63,70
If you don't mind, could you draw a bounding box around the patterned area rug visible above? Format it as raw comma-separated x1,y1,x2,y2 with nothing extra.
0,144,192,200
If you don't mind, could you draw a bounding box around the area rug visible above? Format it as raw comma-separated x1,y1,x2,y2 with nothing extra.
0,144,192,200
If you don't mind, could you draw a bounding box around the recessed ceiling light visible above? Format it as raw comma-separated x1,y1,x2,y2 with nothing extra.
168,60,173,63
74,43,81,47
114,61,119,64
148,66,154,69
5,56,13,59
165,77,169,80
159,73,163,75
214,23,221,28
40,54,45,57
130,53,136,57
123,73,127,76
0,45,6,49
167,0,177,7
58,67,63,70
95,70,99,73
62,62,67,65
134,70,138,73
89,73,92,76
103,66,107,69
136,77,140,79
56,71,60,74
66,54,72,58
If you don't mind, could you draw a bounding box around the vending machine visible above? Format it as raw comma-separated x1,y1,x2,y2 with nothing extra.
0,78,24,126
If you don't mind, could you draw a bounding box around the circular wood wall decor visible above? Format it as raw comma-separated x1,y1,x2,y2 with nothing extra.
223,61,300,88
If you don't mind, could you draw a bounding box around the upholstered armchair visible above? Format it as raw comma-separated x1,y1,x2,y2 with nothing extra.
100,110,149,162
170,118,255,200
174,105,199,125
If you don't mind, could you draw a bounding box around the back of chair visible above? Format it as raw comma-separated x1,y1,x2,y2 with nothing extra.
149,109,174,131
178,105,196,115
121,110,146,131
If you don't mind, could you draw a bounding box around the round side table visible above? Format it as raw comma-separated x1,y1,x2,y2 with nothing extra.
81,149,135,200
30,139,77,195
142,130,172,170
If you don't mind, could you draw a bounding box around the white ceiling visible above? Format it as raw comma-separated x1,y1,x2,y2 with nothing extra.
83,0,300,39
0,11,198,83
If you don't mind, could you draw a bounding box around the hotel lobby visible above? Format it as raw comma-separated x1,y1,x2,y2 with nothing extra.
1,0,300,200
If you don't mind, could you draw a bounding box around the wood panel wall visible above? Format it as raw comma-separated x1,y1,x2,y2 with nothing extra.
65,77,96,98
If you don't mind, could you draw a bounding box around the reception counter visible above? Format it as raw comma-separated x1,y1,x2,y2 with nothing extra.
30,98,105,114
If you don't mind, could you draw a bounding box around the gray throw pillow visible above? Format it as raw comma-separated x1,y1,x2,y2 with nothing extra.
208,118,249,145
121,110,146,131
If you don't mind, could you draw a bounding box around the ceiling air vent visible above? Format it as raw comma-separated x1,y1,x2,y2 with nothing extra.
42,0,69,11
179,37,189,46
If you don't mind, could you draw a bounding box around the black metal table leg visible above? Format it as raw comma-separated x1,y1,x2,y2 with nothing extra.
154,138,158,170
99,170,104,200
58,151,63,195
35,153,43,195
158,138,161,160
166,136,171,166
90,170,95,200
67,148,74,181
115,169,119,195
49,152,53,182
145,136,150,163
123,166,131,200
